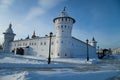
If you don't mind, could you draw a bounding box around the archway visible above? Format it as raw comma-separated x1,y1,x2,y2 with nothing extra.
16,48,24,55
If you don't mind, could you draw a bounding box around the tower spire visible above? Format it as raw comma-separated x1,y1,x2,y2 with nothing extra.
32,30,36,38
90,37,97,48
92,37,95,41
63,6,66,11
9,23,12,28
33,30,35,35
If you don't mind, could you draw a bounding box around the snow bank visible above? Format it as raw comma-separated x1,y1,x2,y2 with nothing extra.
0,53,120,80
0,54,75,68
0,52,100,64
53,58,98,64
0,70,120,80
0,54,45,64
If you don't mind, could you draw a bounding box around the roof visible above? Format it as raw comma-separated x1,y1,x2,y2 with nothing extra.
53,7,75,23
72,37,94,47
12,35,56,42
3,23,15,35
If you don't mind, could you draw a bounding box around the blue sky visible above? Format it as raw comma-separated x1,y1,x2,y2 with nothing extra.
0,0,120,48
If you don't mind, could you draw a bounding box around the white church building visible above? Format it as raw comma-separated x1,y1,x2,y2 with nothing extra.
2,8,97,58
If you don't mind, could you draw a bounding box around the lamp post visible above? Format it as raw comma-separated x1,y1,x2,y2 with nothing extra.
97,46,100,58
48,32,53,64
86,39,89,61
97,46,99,54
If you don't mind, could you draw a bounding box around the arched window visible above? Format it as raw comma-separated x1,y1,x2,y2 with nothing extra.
29,43,31,45
65,53,67,56
69,18,70,21
61,25,63,28
62,18,63,21
41,42,43,45
44,42,46,45
58,53,59,56
65,25,66,28
65,18,67,21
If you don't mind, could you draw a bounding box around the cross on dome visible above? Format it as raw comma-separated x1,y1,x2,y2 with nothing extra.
63,6,66,11
59,7,68,17
5,23,14,34
9,23,12,28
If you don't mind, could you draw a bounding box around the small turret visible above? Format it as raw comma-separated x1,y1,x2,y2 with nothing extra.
32,30,36,38
59,7,68,17
26,35,29,39
3,23,16,53
90,37,97,48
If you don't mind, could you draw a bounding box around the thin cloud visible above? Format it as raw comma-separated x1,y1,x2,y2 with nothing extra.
26,0,65,21
0,0,14,10
26,7,45,20
38,0,64,9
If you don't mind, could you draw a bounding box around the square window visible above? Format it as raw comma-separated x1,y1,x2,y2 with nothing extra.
44,42,46,45
41,42,43,45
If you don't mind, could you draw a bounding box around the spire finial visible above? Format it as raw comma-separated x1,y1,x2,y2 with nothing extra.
9,23,12,28
33,30,35,35
63,6,66,11
92,37,95,41
32,30,36,38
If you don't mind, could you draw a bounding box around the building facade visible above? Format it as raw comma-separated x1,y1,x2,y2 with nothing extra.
2,8,97,58
112,48,120,54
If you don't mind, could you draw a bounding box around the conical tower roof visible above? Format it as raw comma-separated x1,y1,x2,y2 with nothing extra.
59,7,68,17
4,23,15,35
53,7,75,23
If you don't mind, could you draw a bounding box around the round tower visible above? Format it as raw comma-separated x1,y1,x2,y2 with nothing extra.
53,7,75,58
3,23,16,53
90,37,97,48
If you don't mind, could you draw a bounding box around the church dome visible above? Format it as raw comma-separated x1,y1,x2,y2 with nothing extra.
5,23,14,34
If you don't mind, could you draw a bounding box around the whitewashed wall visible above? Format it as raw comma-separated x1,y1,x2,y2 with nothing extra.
71,37,97,58
10,37,55,57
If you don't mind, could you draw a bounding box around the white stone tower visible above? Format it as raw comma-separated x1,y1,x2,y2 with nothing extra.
3,23,16,53
90,37,97,48
53,7,75,58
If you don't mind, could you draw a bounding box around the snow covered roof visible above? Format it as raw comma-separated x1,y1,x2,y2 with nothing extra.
13,35,56,42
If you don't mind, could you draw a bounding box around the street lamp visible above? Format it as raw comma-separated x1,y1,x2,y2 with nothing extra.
97,46,100,58
86,39,89,61
97,46,99,54
48,32,53,64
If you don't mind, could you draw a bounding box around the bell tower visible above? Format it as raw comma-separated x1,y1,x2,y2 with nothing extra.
3,23,16,53
53,7,75,58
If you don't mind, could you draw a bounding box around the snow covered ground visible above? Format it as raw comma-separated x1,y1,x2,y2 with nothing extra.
0,53,120,80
